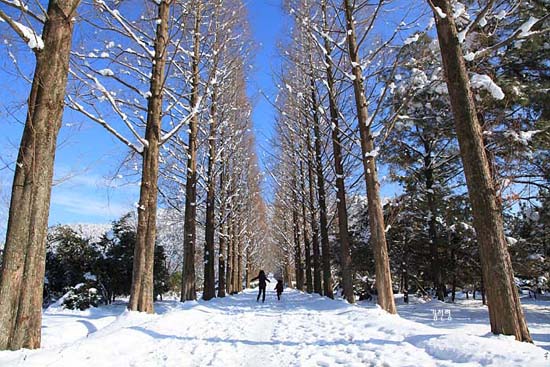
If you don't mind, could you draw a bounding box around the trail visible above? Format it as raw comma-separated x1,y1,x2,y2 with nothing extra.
0,287,547,367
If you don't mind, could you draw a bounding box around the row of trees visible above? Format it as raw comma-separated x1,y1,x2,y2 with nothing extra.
0,0,267,350
269,0,547,343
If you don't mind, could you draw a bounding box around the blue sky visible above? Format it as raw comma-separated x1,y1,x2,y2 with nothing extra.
0,0,288,230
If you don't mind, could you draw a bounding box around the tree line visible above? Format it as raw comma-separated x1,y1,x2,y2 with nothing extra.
0,0,268,350
268,0,547,344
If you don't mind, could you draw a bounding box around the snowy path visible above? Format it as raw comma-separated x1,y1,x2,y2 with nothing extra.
0,288,548,367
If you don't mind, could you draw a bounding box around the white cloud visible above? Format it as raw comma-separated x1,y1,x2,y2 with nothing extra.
50,189,133,222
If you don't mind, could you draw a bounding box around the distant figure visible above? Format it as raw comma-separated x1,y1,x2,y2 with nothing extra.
251,270,270,302
275,280,284,301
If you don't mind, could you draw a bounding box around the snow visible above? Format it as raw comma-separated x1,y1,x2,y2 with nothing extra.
99,68,115,76
470,73,505,100
51,223,112,243
518,17,539,38
452,2,466,20
504,130,542,146
0,289,547,366
12,21,44,50
495,10,507,20
365,147,380,158
433,6,447,19
404,34,419,45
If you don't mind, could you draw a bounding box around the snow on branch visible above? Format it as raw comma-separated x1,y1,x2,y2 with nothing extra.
160,95,204,145
0,9,43,50
0,0,45,23
456,0,495,44
470,73,504,100
94,0,155,58
67,95,144,154
463,14,550,61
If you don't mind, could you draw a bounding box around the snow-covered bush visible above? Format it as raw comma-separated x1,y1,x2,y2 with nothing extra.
62,282,101,311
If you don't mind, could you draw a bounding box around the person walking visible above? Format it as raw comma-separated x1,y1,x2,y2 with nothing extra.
251,270,270,302
275,279,284,301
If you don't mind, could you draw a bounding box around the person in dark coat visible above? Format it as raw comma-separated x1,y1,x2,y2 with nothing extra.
251,270,270,302
275,279,284,301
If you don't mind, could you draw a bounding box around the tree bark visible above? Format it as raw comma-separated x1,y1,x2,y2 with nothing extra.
237,220,243,292
310,78,333,298
203,77,219,301
299,162,313,293
217,166,227,298
424,152,445,301
431,0,531,341
306,132,322,295
292,199,304,291
128,0,171,314
319,6,354,301
0,0,80,350
342,0,396,313
305,35,323,296
181,3,202,302
231,218,238,293
245,246,251,289
226,218,233,295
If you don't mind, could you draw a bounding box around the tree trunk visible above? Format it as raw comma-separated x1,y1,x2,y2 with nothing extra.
217,170,227,298
203,78,218,301
0,0,80,350
128,0,170,313
321,27,354,302
226,220,233,295
299,162,313,293
342,0,395,313
231,219,238,293
402,239,409,304
309,72,333,299
424,154,445,301
306,132,322,295
451,274,456,303
245,246,251,289
181,4,202,302
431,0,531,342
292,201,304,290
237,222,243,292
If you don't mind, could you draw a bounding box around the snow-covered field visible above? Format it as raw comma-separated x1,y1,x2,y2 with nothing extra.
1,287,548,367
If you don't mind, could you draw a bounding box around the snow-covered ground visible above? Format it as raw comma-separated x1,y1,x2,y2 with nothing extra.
1,287,548,367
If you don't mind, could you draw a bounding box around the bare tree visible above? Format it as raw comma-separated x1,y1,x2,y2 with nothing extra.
0,0,82,350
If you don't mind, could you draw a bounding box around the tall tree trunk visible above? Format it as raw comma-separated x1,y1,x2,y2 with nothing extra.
237,222,243,292
321,0,354,303
451,274,457,303
245,246,251,289
309,76,333,299
231,219,238,293
306,132,322,295
305,36,323,296
292,199,304,290
424,152,445,301
299,162,313,293
431,0,531,341
0,0,80,350
217,168,227,298
402,236,409,304
226,218,233,295
128,0,170,313
181,3,202,302
342,0,395,313
203,79,219,301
